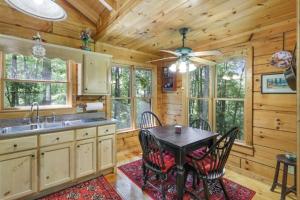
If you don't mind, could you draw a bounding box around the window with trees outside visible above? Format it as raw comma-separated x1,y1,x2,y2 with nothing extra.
2,53,69,109
111,64,153,130
188,56,248,142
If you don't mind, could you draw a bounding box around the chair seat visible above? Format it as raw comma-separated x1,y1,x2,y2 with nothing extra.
148,152,176,173
187,147,207,159
187,156,218,175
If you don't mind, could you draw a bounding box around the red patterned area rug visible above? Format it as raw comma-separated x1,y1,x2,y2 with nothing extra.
118,159,256,200
39,176,122,200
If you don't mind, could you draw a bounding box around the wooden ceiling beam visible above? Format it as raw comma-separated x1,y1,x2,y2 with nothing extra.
98,0,118,12
65,0,99,24
94,0,143,41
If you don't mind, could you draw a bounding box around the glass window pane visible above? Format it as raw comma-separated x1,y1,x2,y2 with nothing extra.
216,100,244,140
112,99,132,129
216,58,246,98
4,54,67,82
135,68,152,97
189,99,209,125
111,65,131,98
189,66,210,98
4,81,67,108
136,98,151,127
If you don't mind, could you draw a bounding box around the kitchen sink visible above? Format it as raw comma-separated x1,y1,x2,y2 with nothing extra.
0,117,108,135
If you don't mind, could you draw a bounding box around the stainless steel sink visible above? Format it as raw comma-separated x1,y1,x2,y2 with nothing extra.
0,117,107,134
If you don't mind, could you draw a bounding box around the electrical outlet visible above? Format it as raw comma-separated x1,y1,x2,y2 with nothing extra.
288,166,295,174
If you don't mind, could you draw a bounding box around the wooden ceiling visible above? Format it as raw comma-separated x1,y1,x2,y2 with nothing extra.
0,0,297,55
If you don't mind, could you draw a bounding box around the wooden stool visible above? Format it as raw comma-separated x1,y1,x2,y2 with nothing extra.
271,154,297,200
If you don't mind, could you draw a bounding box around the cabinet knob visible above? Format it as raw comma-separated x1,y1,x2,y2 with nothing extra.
41,152,44,155
13,144,17,148
31,155,35,158
84,88,88,91
106,129,109,132
85,133,88,136
56,137,60,141
77,145,80,148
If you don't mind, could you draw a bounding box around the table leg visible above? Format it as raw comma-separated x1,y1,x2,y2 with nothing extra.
175,150,185,200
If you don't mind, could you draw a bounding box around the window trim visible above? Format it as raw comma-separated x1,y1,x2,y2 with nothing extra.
0,52,73,111
186,46,253,146
110,63,156,132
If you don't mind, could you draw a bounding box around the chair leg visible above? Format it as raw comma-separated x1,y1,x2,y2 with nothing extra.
219,178,229,200
192,171,197,189
202,179,210,200
161,174,167,200
142,165,148,190
281,164,288,200
271,161,280,191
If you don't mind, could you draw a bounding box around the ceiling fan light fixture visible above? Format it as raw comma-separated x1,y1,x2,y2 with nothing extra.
5,0,67,21
189,63,196,72
169,63,177,72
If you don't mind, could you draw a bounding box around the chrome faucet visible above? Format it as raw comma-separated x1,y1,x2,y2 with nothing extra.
30,102,40,124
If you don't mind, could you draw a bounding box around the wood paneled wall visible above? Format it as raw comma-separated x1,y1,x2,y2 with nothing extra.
157,21,297,184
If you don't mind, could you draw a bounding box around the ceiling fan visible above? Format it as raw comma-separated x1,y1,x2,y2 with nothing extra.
148,27,222,72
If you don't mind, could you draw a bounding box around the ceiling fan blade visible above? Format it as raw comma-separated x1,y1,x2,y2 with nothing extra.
188,50,222,57
160,50,181,56
147,57,177,63
190,57,216,65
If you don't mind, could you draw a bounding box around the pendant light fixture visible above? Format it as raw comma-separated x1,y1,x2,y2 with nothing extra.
32,33,46,58
5,0,67,21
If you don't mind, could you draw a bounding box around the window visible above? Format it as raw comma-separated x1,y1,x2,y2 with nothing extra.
188,55,249,142
2,53,69,109
188,66,210,123
215,57,246,141
135,68,152,127
111,65,131,130
111,64,153,131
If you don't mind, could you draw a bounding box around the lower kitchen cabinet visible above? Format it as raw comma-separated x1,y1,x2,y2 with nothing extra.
98,135,115,171
39,142,75,190
75,138,97,178
0,150,37,200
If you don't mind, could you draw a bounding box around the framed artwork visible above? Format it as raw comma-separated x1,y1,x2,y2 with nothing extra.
162,66,176,92
261,73,296,94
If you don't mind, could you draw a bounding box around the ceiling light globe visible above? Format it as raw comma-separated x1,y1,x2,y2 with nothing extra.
189,63,196,71
179,61,187,73
169,63,177,72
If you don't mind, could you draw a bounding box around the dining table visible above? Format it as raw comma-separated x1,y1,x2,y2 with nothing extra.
148,125,219,200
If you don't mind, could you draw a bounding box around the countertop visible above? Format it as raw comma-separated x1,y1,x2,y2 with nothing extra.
0,118,117,140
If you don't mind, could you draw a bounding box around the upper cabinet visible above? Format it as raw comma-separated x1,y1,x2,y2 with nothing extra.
81,53,112,95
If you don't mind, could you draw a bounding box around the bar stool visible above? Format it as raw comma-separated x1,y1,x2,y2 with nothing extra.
271,154,297,200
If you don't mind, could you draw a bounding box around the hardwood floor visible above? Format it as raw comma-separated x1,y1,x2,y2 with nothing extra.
105,148,297,200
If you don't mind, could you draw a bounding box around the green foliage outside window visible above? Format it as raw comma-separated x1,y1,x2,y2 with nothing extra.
111,65,152,130
215,57,246,140
189,66,210,124
3,54,68,108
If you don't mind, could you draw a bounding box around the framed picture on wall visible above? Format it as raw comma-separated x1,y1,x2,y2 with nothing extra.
261,73,296,94
162,66,176,92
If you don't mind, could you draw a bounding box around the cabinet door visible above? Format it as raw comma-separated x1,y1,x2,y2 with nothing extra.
0,150,37,200
40,143,74,190
83,53,111,95
98,135,115,171
75,138,96,178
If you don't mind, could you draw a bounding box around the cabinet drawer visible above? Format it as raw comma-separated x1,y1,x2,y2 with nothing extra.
76,127,96,140
0,136,37,155
40,130,74,147
98,125,115,136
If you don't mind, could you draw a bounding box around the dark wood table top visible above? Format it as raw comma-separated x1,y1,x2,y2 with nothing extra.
148,125,219,148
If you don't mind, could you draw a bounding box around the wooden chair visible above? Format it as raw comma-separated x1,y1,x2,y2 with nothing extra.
190,117,211,131
138,129,176,200
140,111,162,129
184,127,239,200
